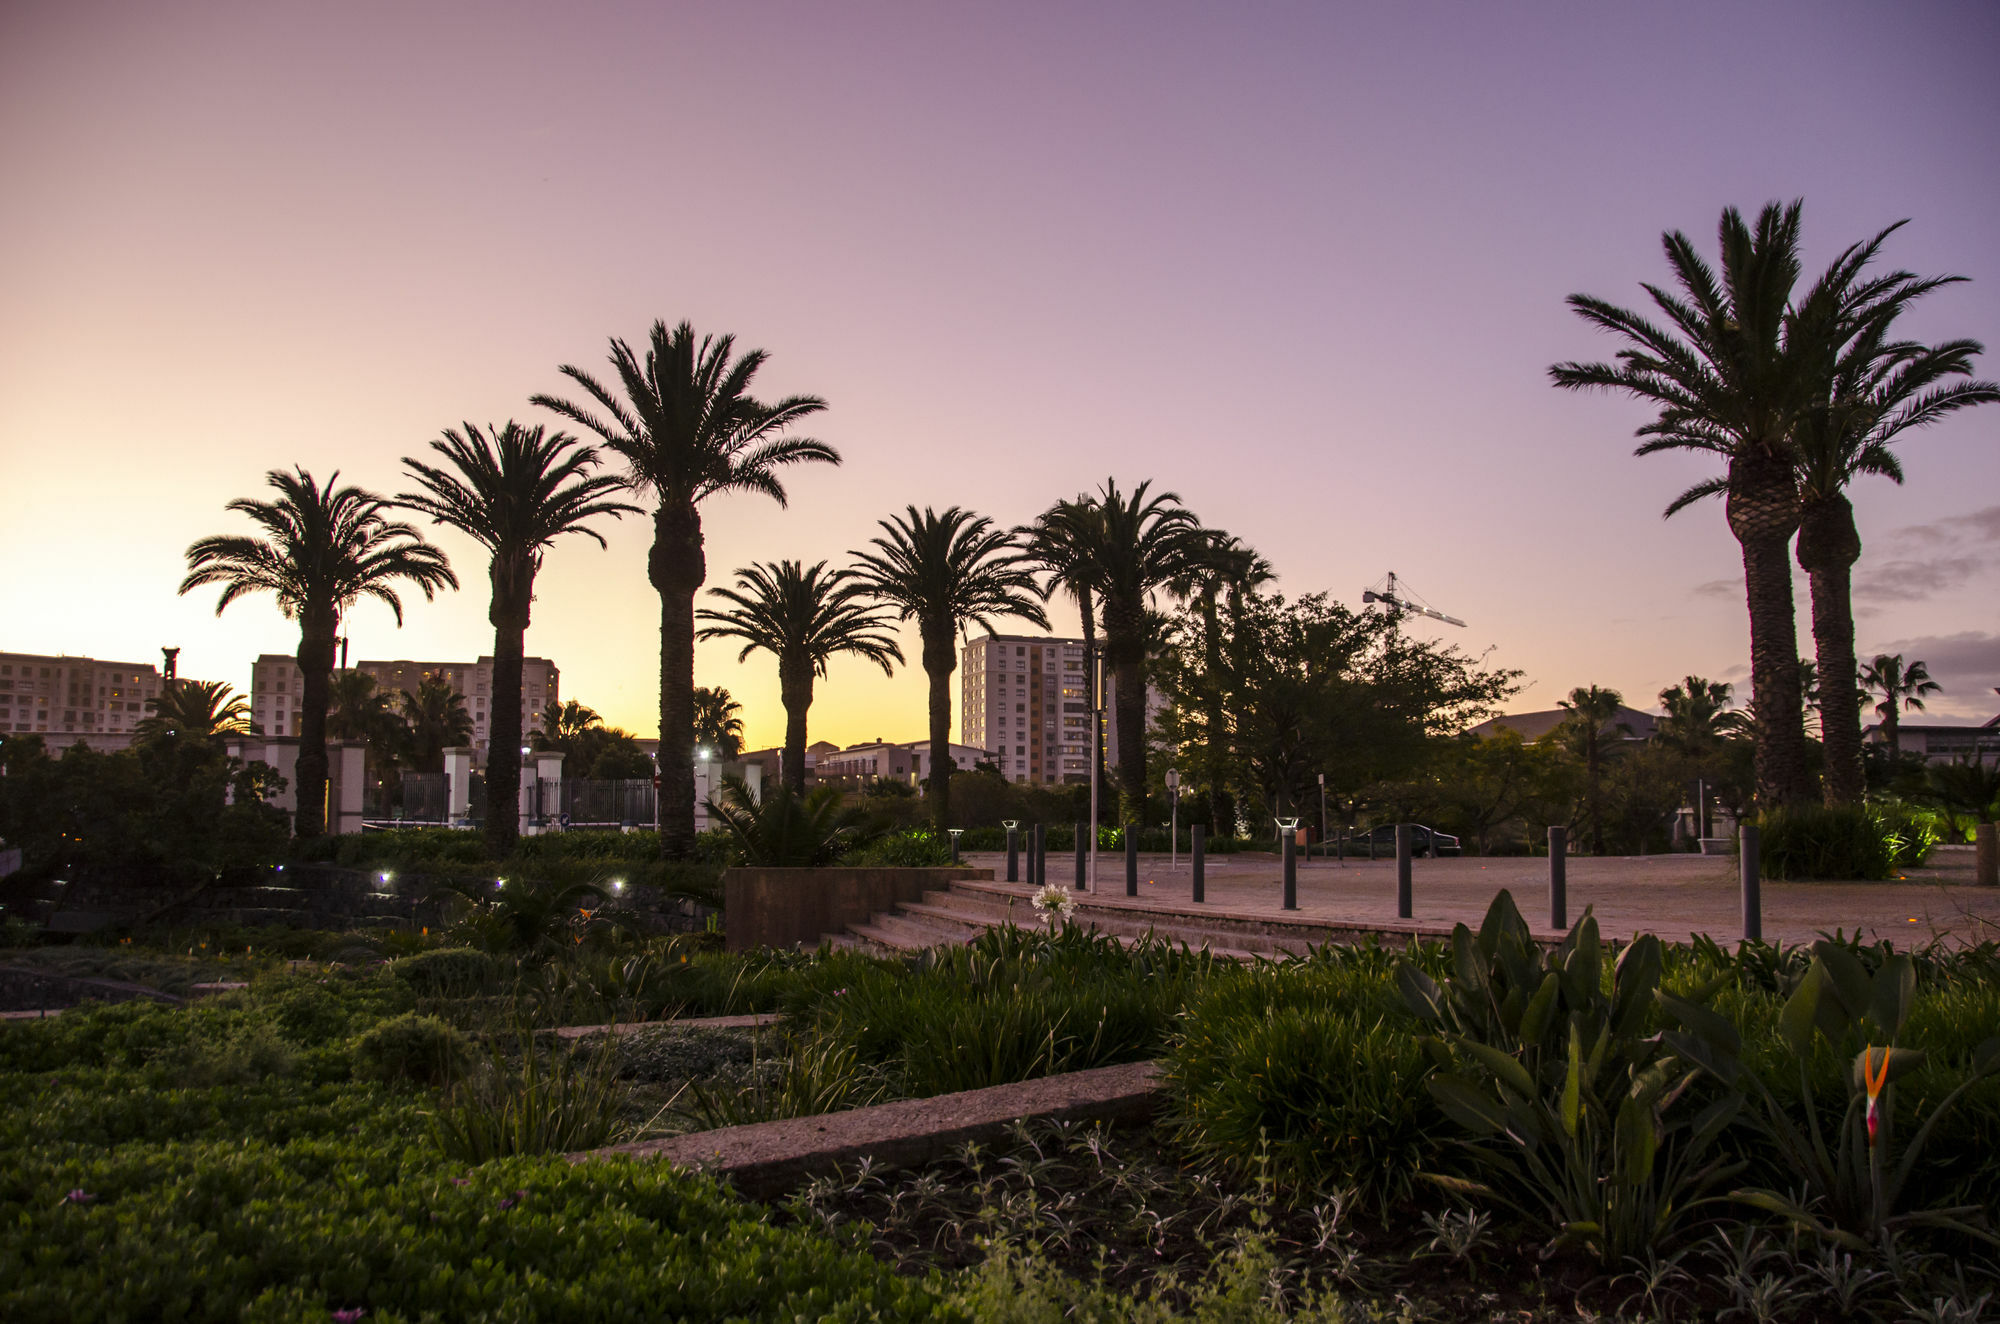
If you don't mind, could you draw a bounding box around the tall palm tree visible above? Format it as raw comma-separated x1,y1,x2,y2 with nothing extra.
851,507,1047,828
402,672,474,774
533,698,602,753
180,468,455,837
399,421,638,854
1065,479,1205,822
692,686,745,760
1018,497,1110,811
1556,685,1629,856
1552,202,1829,809
134,680,258,744
1860,654,1941,762
697,560,903,792
1787,233,1998,804
533,320,834,859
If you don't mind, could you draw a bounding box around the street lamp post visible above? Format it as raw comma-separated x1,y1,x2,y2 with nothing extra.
1165,768,1180,873
1317,772,1327,862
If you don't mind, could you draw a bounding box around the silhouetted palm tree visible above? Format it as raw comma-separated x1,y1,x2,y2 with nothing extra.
852,507,1047,828
1860,654,1941,762
1553,202,1831,809
1162,530,1266,836
697,560,902,792
1654,676,1747,762
1556,685,1629,855
134,679,258,744
692,686,745,760
1019,497,1110,813
399,421,638,853
533,698,602,754
533,320,834,859
401,672,474,774
180,468,455,837
1787,230,1998,804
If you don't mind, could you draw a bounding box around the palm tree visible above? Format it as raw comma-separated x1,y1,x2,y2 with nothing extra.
180,468,455,837
134,679,258,744
1861,654,1941,762
327,670,398,744
851,507,1048,828
1654,676,1746,762
1160,530,1266,837
1787,232,1998,805
1019,497,1110,812
692,686,745,760
1556,685,1629,856
399,421,638,854
401,672,474,774
697,560,903,792
1065,479,1205,822
533,320,834,860
1552,202,1830,809
533,698,602,753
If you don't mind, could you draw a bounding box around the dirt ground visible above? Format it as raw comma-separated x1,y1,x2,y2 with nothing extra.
969,846,2000,947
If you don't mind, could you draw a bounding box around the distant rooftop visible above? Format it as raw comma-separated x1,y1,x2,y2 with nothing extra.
1468,705,1659,742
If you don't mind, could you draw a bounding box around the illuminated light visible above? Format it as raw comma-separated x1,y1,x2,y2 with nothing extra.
379,871,394,884
611,878,625,893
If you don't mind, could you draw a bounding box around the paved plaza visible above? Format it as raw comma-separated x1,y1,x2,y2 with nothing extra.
965,847,2000,947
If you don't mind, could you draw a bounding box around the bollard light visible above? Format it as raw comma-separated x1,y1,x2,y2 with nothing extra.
1276,816,1302,910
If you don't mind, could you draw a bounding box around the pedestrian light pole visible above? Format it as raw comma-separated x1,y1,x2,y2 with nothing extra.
1166,768,1180,873
1317,771,1327,862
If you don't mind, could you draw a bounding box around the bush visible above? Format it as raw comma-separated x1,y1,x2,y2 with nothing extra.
429,1033,627,1162
352,1012,470,1086
388,946,500,995
1755,804,1919,881
840,826,955,867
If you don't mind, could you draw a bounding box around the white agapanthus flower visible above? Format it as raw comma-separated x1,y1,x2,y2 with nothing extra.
1030,881,1076,926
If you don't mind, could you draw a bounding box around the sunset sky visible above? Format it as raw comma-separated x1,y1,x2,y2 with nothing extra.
4,1,1998,750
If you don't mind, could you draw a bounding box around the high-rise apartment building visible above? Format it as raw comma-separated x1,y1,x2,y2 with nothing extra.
0,650,165,749
250,654,558,757
960,635,1093,784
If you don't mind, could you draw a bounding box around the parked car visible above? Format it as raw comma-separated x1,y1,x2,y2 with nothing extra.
1353,823,1461,858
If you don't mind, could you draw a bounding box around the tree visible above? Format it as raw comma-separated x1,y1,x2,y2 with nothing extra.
533,320,835,859
1554,686,1631,856
180,468,454,837
1019,496,1111,811
1860,654,1941,762
399,421,637,854
1788,231,1998,804
401,672,473,774
134,679,258,744
692,686,745,760
1553,202,1833,809
696,560,902,792
327,670,404,815
852,506,1047,828
1654,676,1748,762
533,699,601,752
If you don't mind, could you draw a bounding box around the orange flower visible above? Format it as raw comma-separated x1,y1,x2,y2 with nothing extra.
1863,1046,1892,1147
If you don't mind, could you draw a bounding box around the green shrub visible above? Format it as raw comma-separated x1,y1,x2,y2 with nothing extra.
352,1012,470,1086
388,946,500,995
1877,801,1943,867
840,826,955,867
1755,803,1905,881
429,1033,627,1162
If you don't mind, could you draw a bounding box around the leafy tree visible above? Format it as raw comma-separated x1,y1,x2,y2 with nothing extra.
692,686,745,760
401,672,473,774
534,321,835,859
852,506,1046,828
1553,202,1839,810
1860,654,1940,762
1789,235,1998,804
134,679,258,744
1554,685,1630,855
179,468,455,837
399,421,638,854
575,727,653,779
1421,729,1577,855
697,560,901,792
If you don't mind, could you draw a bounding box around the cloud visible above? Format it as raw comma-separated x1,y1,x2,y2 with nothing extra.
1853,556,1986,602
1856,505,2000,603
1862,631,2000,720
1886,506,2000,549
1691,577,1740,599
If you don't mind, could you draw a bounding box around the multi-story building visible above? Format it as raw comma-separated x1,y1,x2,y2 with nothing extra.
0,650,165,750
960,634,1093,784
249,654,558,758
812,738,994,791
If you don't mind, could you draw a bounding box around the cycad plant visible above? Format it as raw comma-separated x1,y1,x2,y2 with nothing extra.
399,421,637,853
706,773,883,867
852,507,1047,827
180,468,455,837
534,320,835,859
697,560,902,792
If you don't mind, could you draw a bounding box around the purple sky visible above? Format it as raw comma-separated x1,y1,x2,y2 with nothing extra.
5,0,1998,747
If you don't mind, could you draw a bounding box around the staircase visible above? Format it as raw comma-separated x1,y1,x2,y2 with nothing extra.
822,878,1367,961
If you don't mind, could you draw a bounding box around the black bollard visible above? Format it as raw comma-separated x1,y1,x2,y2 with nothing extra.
1282,828,1298,910
1740,824,1761,942
1074,822,1088,891
950,832,960,865
1033,823,1046,890
1006,827,1019,883
1335,829,1344,864
1548,825,1568,930
1125,830,1139,897
1395,823,1413,919
1192,824,1206,904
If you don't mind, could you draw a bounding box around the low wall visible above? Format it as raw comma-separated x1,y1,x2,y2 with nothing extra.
724,866,993,953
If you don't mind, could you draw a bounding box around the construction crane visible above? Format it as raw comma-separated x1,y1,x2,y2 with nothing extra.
1361,571,1466,628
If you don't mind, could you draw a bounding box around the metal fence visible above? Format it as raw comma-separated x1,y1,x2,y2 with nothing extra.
399,773,450,824
561,778,655,827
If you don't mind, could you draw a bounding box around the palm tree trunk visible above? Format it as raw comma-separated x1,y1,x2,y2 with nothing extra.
652,503,704,860
1884,708,1901,762
1727,457,1812,808
780,664,811,795
1075,586,1106,825
924,621,954,830
293,615,337,839
1797,495,1866,806
1112,653,1147,824
484,579,530,856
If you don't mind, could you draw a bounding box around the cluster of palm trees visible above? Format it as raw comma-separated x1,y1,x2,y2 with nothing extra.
1553,201,1996,812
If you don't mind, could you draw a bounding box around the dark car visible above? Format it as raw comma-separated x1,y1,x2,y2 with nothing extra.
1353,823,1461,858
